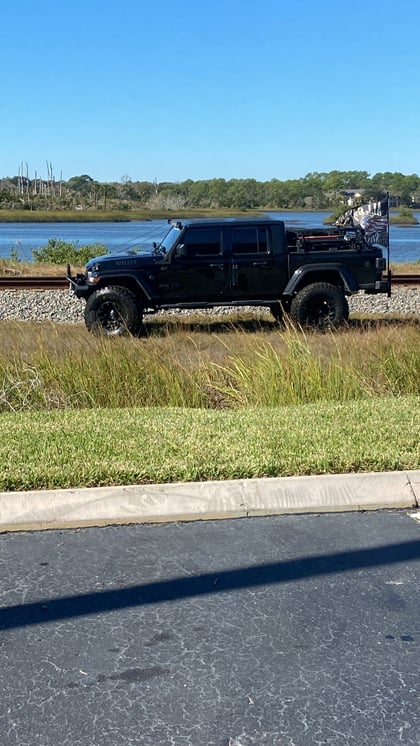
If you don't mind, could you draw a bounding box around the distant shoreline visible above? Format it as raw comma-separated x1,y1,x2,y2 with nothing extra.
0,208,263,223
0,207,418,225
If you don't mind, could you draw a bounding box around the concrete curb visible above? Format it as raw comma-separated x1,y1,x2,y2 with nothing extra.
0,470,419,533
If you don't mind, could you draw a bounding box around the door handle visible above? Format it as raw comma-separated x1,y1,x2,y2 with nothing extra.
210,264,224,270
252,261,271,268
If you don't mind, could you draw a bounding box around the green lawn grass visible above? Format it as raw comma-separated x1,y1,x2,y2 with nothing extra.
1,398,419,491
0,317,419,492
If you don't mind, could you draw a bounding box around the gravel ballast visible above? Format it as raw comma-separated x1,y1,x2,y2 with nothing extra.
0,287,418,324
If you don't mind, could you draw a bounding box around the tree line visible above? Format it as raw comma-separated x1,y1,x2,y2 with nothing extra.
1,170,420,212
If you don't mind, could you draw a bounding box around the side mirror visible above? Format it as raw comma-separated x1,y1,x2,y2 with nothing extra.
174,243,188,258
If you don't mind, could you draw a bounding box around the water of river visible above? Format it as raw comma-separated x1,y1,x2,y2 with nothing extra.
1,211,419,264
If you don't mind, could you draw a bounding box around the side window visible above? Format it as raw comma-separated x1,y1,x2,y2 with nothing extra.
181,228,222,257
286,230,299,252
232,227,269,255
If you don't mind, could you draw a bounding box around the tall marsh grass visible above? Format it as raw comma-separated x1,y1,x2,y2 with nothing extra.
0,318,419,411
209,331,363,406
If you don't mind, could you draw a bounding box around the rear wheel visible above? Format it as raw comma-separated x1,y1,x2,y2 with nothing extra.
290,282,349,329
84,286,143,336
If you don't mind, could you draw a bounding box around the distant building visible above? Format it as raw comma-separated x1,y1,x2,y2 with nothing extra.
340,189,365,206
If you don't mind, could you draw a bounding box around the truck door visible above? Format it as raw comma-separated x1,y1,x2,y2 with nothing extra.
168,226,228,301
228,224,287,299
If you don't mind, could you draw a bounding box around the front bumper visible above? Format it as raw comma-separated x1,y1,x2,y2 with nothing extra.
66,263,90,299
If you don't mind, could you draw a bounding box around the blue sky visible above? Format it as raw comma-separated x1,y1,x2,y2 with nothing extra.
1,0,419,184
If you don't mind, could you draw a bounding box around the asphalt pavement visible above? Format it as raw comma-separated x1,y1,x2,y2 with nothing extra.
1,509,420,745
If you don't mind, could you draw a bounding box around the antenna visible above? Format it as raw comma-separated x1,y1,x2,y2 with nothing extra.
386,193,391,297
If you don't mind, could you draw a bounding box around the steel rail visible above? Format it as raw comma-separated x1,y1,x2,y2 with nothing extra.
0,274,419,290
391,273,420,286
0,276,68,289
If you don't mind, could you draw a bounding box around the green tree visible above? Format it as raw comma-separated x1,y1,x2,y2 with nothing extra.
67,174,95,195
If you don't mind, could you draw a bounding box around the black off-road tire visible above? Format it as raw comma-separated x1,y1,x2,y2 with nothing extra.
84,286,143,336
290,282,349,329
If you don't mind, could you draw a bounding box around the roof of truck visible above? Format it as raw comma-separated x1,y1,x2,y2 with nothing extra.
167,216,282,228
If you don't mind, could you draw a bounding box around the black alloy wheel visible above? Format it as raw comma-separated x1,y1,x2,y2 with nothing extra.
290,282,349,329
84,286,143,336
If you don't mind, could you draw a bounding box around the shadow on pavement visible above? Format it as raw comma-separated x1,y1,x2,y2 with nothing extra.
1,538,420,631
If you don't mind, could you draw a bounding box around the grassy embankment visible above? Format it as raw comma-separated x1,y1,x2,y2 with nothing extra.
0,317,419,490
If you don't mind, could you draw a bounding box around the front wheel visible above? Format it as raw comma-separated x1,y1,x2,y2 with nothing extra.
84,286,143,336
290,282,349,330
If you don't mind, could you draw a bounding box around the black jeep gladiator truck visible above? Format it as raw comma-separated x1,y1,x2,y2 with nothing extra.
67,217,390,336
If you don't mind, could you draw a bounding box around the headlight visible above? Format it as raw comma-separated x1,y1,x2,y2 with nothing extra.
87,270,100,284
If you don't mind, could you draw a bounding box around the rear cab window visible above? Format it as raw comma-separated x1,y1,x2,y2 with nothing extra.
232,226,269,255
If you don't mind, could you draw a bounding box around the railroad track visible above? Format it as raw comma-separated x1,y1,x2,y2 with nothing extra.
0,276,69,289
391,274,420,286
0,274,419,290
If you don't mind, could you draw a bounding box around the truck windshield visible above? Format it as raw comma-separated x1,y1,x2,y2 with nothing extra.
156,225,182,254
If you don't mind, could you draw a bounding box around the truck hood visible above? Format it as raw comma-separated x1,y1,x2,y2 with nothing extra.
85,248,160,271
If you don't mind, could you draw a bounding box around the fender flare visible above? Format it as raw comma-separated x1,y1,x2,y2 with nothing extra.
94,272,157,302
283,264,359,296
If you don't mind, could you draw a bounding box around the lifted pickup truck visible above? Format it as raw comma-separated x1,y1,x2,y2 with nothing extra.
67,217,390,336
